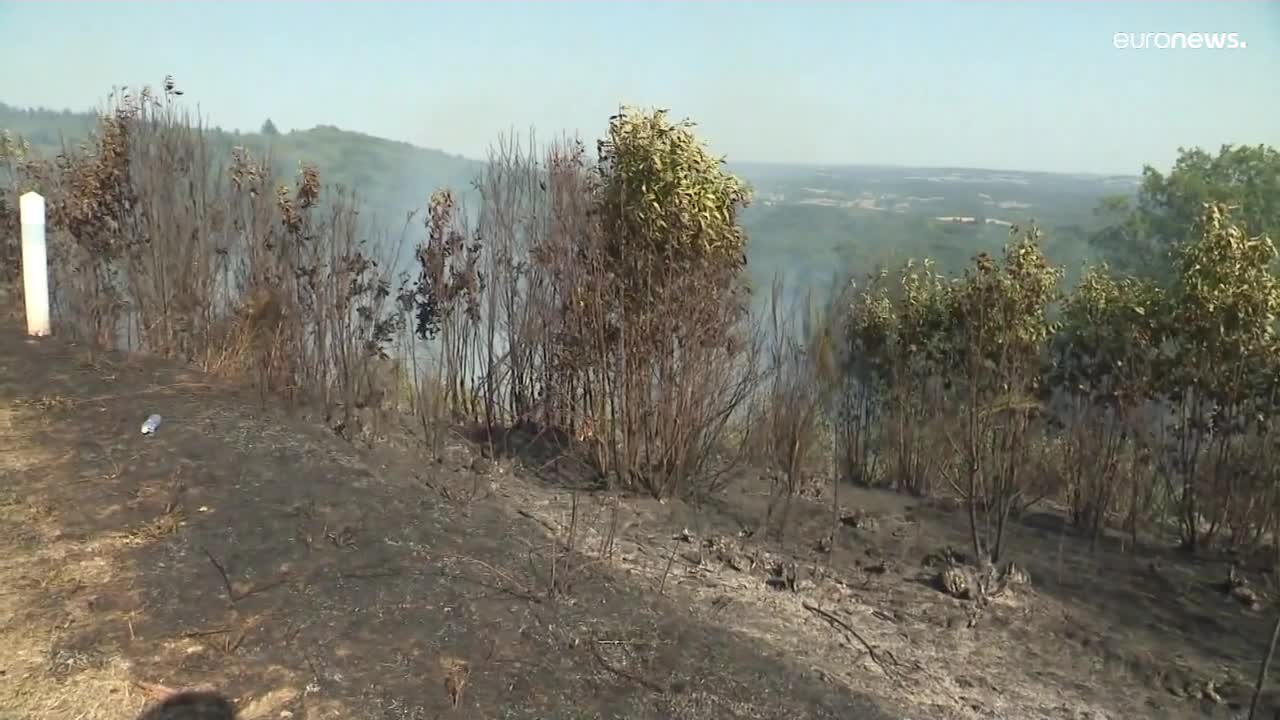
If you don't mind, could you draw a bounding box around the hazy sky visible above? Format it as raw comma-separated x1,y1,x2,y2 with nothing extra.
0,1,1276,175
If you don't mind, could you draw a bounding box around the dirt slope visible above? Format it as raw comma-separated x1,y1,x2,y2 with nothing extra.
1,320,1275,720
0,322,893,720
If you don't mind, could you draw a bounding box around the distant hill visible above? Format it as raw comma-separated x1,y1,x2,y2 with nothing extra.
238,123,484,229
0,102,483,233
1,101,1138,298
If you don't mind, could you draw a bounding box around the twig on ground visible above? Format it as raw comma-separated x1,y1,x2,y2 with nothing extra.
589,635,667,694
802,600,902,684
239,577,289,599
435,553,540,603
203,549,239,604
183,627,231,639
133,680,179,702
517,508,559,534
203,547,289,603
224,627,247,655
595,639,654,646
658,537,679,596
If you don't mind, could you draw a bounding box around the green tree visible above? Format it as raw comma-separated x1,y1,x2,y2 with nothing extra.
569,106,755,498
1091,145,1280,278
1051,267,1164,550
852,260,955,498
943,226,1062,564
835,269,896,491
261,118,280,136
1159,202,1280,551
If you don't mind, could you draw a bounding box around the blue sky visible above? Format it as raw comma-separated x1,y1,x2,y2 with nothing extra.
0,1,1275,174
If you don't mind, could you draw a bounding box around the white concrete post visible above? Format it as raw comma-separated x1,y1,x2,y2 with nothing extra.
19,191,50,337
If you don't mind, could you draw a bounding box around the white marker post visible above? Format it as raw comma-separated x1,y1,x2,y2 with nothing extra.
19,191,50,337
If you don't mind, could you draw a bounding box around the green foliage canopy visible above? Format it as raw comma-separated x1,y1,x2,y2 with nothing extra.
596,107,751,273
1092,144,1280,278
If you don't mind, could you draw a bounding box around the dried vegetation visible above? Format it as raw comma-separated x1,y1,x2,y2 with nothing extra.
3,78,1280,718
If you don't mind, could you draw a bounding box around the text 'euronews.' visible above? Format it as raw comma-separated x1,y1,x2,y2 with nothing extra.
1113,32,1248,50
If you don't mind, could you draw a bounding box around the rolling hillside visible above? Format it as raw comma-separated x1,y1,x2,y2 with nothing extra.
1,102,1138,298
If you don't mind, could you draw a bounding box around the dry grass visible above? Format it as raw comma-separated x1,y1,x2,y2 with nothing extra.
2,79,1279,720
0,317,1275,719
0,322,889,720
493,460,1276,719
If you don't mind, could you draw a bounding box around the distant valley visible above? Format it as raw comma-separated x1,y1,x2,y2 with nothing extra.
1,102,1139,304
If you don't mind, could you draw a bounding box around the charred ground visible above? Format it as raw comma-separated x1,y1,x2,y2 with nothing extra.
0,322,895,720
0,321,1272,720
